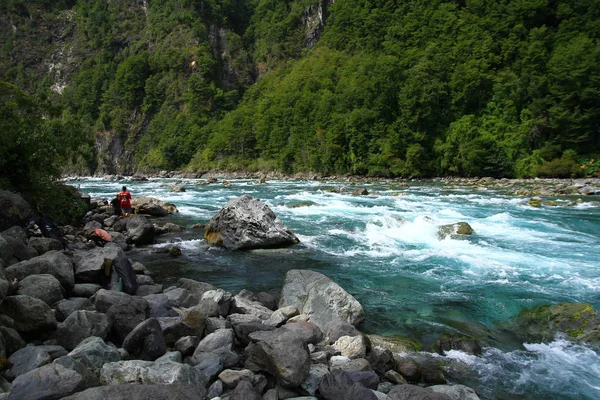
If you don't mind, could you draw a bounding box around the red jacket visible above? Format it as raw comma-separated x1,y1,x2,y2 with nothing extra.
118,191,131,208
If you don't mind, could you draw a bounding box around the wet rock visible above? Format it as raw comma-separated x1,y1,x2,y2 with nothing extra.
352,189,369,196
396,359,421,383
437,222,474,239
429,384,481,400
279,269,364,330
204,194,300,250
432,334,482,355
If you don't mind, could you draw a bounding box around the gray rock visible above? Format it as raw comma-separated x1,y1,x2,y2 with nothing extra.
61,384,203,400
1,295,57,333
155,351,182,363
300,363,329,396
232,289,275,320
265,306,299,327
329,356,372,372
396,359,421,383
126,215,155,245
366,346,395,375
7,363,85,400
106,296,149,345
384,370,407,384
174,336,200,357
228,313,275,346
201,288,232,316
257,291,277,310
319,370,378,400
193,352,223,381
279,270,364,331
7,346,52,380
70,284,102,298
205,317,232,335
348,370,379,390
156,317,196,346
0,235,13,266
0,190,31,232
93,289,132,313
136,284,163,296
16,274,63,305
437,222,474,239
52,298,95,322
333,335,367,359
56,311,112,351
122,318,166,361
0,326,25,355
433,334,482,355
28,237,63,255
5,251,74,290
53,355,100,389
137,274,155,286
230,379,262,400
131,196,178,216
244,329,310,387
207,379,224,399
0,277,8,307
218,368,255,388
144,293,178,318
2,234,38,261
100,360,206,396
73,246,123,283
428,385,481,400
68,336,121,373
177,278,216,304
387,384,453,400
190,328,238,368
36,345,68,360
204,194,300,250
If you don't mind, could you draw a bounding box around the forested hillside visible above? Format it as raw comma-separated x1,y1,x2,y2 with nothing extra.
1,0,599,179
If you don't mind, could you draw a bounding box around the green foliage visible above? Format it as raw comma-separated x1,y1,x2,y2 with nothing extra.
536,150,584,178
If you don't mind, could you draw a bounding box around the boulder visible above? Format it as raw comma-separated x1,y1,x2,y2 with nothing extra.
432,334,482,355
122,318,166,361
68,337,121,373
232,289,275,320
5,251,74,290
6,346,52,380
70,283,102,298
130,196,179,216
0,277,8,306
437,222,474,239
56,311,112,351
396,359,421,383
244,328,311,387
174,336,200,357
53,355,100,389
279,269,364,330
177,278,216,303
204,194,300,250
230,379,262,400
1,295,57,333
387,384,453,400
106,296,149,345
2,226,28,244
93,289,133,313
0,235,14,265
329,357,372,372
28,237,63,255
228,313,275,346
0,190,32,231
126,215,155,245
300,363,330,396
333,335,367,359
318,370,378,400
53,298,95,322
366,346,395,375
514,302,600,345
100,360,206,397
156,317,196,346
0,326,26,355
16,274,63,305
7,363,85,400
201,288,232,317
36,345,68,360
73,246,123,283
265,306,299,327
2,234,38,261
190,328,239,368
218,368,255,388
61,384,203,400
428,384,481,400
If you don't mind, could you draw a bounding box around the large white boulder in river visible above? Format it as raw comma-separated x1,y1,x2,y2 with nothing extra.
204,195,299,250
279,269,364,330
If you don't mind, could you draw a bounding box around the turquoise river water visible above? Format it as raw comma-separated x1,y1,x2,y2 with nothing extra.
68,177,600,400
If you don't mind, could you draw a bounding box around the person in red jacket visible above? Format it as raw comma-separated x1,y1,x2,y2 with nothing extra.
118,186,132,217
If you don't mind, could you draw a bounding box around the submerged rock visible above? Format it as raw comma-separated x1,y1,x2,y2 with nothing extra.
204,194,300,250
437,222,474,239
514,302,600,345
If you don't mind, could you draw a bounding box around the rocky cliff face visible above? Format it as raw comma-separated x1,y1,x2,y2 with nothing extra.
303,0,332,48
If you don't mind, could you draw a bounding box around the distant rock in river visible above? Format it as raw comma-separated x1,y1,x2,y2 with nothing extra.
204,194,299,250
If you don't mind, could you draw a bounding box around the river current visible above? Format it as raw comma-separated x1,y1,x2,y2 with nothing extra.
68,177,600,400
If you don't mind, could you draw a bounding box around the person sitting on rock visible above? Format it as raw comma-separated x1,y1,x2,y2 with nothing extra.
88,228,111,247
118,186,132,217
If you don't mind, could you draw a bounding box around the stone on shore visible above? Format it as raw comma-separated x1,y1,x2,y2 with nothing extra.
7,363,86,400
55,311,111,351
61,384,204,400
204,194,299,250
1,295,57,333
5,251,75,290
130,196,179,216
279,269,365,330
126,215,155,245
16,274,64,305
72,246,123,283
0,189,32,231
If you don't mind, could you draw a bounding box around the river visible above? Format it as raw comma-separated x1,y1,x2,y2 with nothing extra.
67,177,600,400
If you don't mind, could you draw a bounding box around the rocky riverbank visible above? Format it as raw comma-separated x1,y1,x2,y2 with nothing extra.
1,187,599,400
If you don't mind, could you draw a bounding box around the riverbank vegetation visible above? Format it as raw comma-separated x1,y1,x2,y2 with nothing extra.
1,0,599,181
